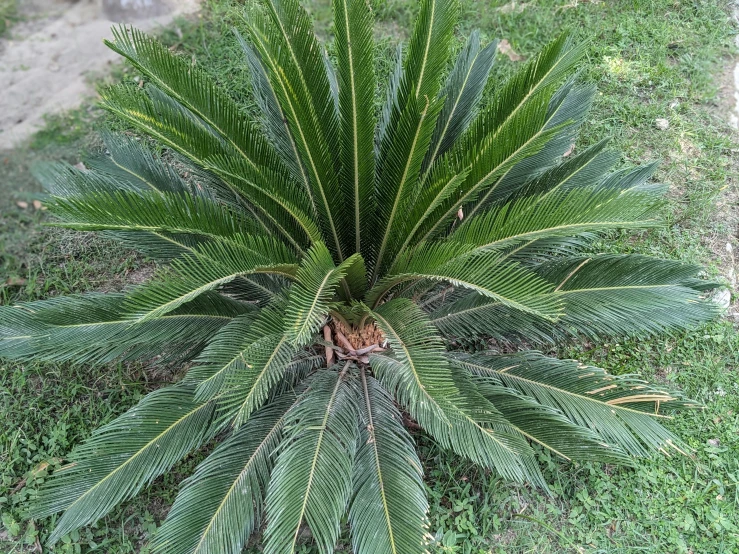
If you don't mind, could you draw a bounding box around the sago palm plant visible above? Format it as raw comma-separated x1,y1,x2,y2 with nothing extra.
0,0,719,551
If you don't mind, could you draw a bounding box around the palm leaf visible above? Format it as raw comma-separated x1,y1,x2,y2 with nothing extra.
150,396,294,554
284,243,362,346
123,236,298,321
368,299,457,436
264,370,359,554
422,31,498,176
349,371,429,554
333,0,376,254
0,293,247,365
456,352,696,456
243,0,348,259
34,386,222,544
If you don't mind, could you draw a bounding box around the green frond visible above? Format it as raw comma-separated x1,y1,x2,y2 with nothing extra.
34,386,222,544
465,79,596,215
369,243,563,320
455,352,697,457
0,293,246,365
235,30,310,190
195,303,298,428
430,255,716,342
105,26,285,178
372,93,444,278
534,255,719,337
123,236,298,321
402,0,459,102
368,299,458,436
150,396,294,554
350,371,430,554
422,31,498,176
450,184,665,254
264,370,359,554
46,189,256,238
100,84,316,252
407,34,585,246
474,382,631,464
333,0,376,254
285,243,362,346
405,91,562,248
512,137,619,198
86,130,191,194
243,0,348,260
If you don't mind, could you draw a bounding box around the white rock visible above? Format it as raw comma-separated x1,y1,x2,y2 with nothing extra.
655,118,670,130
711,287,732,310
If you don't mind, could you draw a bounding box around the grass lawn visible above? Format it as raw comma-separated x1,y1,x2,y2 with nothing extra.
1,0,738,552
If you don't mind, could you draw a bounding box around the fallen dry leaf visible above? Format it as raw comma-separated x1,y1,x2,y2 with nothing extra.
5,277,27,287
498,39,524,62
497,1,528,14
16,200,28,209
563,143,576,157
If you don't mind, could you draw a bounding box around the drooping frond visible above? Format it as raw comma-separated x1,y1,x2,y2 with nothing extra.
123,236,298,321
46,189,256,238
150,397,294,554
350,371,429,554
533,255,719,337
455,352,696,457
264,370,359,554
430,255,717,343
333,0,376,254
284,243,362,346
34,386,222,544
473,382,630,464
0,293,247,365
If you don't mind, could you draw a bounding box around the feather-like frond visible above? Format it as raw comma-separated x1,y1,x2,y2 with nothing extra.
0,293,246,365
455,352,697,456
264,370,359,554
350,371,430,554
34,386,222,544
285,243,362,346
150,397,294,554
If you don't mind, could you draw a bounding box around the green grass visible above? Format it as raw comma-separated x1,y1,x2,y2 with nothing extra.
1,0,738,551
0,0,18,37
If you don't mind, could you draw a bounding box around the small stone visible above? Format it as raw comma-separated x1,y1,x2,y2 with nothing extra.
726,242,733,254
707,438,720,447
655,118,670,130
32,200,42,210
74,162,87,171
16,201,28,209
711,288,731,310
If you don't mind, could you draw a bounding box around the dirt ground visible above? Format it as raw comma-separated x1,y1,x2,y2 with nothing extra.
0,0,199,149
